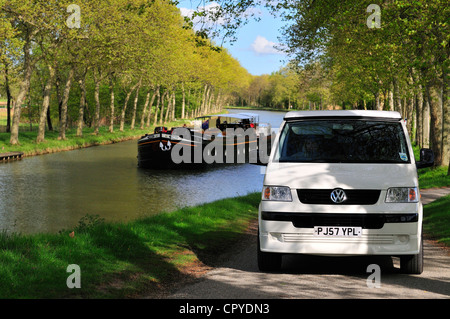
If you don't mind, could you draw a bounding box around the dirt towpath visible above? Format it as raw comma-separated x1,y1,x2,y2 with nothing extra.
168,187,450,299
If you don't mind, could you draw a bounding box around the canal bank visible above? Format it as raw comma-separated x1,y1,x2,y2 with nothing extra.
0,192,261,298
0,120,190,159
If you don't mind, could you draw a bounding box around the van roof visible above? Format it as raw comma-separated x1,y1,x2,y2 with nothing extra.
284,110,402,121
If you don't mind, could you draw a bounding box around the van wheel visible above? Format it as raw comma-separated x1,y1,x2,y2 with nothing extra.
257,230,282,272
400,237,423,274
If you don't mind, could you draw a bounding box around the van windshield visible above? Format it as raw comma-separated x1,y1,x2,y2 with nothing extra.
275,120,410,164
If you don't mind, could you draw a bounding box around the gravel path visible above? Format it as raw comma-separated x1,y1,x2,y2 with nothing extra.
169,188,450,299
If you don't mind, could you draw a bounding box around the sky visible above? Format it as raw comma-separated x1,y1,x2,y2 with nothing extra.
177,1,289,76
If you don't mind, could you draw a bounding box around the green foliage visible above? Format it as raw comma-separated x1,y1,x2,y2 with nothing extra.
423,194,450,246
418,166,450,189
0,0,252,144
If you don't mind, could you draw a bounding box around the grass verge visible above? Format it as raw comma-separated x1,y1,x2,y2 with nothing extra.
0,193,260,298
418,166,450,189
423,194,450,247
0,120,190,157
416,159,450,247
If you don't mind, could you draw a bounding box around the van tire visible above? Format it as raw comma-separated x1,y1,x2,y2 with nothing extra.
257,230,282,272
400,237,423,274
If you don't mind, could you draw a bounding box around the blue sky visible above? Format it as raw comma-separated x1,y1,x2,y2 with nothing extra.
177,1,289,76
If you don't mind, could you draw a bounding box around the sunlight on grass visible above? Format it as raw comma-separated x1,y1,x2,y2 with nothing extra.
0,193,260,298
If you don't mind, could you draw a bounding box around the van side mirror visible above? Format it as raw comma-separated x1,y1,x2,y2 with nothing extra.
416,148,434,169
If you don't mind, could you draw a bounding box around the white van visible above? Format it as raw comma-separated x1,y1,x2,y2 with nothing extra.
258,110,434,274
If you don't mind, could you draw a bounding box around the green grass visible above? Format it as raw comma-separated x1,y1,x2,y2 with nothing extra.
418,166,450,189
412,145,450,189
0,193,260,298
423,194,450,246
413,146,450,246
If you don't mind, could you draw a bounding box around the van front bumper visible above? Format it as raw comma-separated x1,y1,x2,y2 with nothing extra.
259,213,422,256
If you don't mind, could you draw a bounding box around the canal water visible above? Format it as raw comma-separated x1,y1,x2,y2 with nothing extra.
0,109,286,234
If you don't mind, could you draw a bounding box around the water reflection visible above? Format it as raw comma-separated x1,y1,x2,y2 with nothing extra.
0,109,285,234
136,163,264,214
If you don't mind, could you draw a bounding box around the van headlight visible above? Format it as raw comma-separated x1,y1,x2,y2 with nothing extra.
263,186,292,201
385,187,419,203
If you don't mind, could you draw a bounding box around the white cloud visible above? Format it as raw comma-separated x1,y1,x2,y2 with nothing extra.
179,7,193,17
179,2,225,27
250,35,284,55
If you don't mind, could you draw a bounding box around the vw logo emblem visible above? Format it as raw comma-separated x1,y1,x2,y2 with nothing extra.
330,189,347,204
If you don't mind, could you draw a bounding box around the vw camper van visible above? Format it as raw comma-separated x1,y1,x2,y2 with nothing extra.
258,110,434,274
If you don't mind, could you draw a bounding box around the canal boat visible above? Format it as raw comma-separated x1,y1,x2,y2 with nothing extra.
137,125,206,168
137,113,273,168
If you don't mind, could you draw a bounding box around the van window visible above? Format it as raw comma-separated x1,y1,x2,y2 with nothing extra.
274,120,410,164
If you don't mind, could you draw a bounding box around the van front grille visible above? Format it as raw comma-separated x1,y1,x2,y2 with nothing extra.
297,189,381,205
261,212,418,229
291,213,385,229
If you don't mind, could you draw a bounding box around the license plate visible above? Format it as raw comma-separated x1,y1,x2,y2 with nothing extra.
314,226,362,237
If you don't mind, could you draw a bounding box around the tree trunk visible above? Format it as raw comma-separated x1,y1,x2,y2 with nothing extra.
144,87,157,128
207,89,214,113
201,84,208,115
120,82,139,131
130,79,142,130
76,69,88,137
164,90,172,123
216,90,223,113
415,88,423,148
374,92,381,111
152,86,161,126
10,30,34,145
406,95,414,137
58,66,75,140
204,85,211,114
441,68,449,169
55,74,62,122
37,64,56,143
388,86,394,111
171,91,176,121
93,70,102,135
109,76,115,133
4,62,12,133
393,78,402,114
426,84,442,166
423,96,430,148
46,101,53,131
140,88,151,129
159,90,167,125
187,87,191,118
84,96,92,127
181,83,186,119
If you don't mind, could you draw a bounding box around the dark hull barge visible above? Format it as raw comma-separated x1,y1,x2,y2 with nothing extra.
137,113,272,169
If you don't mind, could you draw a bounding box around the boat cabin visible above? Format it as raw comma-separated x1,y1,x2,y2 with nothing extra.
194,113,259,131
